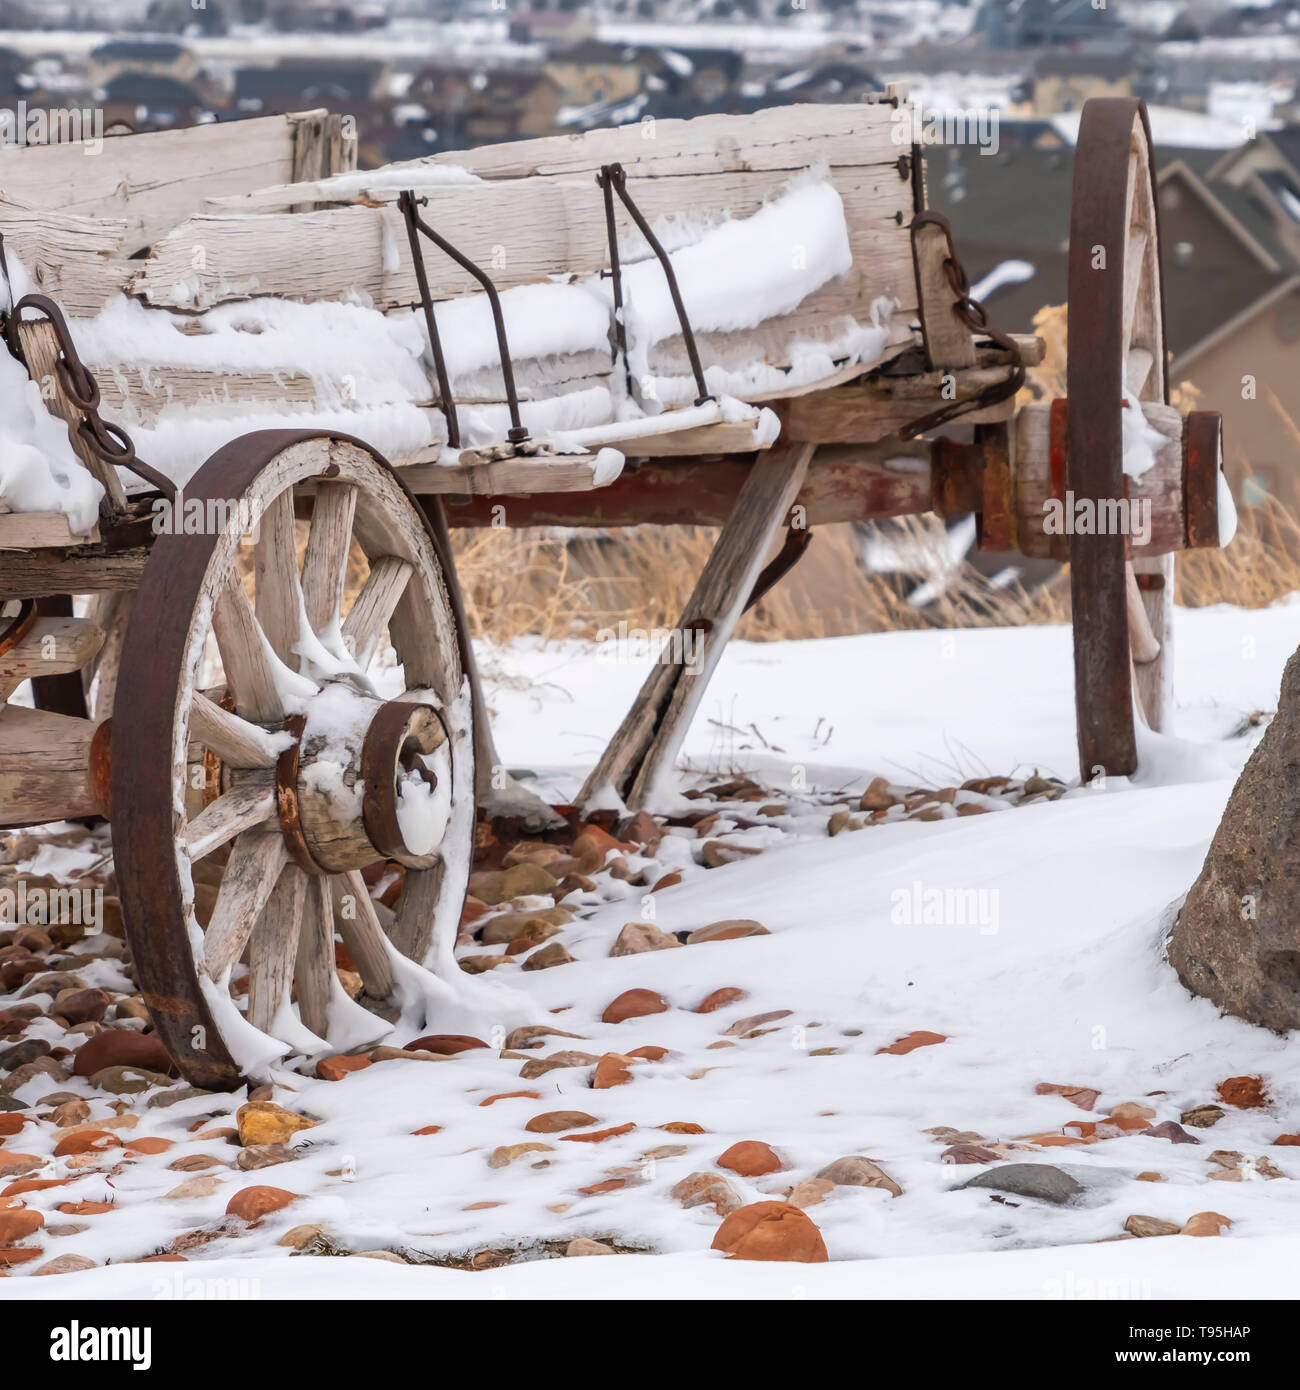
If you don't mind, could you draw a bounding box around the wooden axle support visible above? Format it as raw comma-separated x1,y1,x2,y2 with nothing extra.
437,399,1224,560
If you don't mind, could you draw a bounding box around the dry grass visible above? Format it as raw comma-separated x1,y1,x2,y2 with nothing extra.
435,301,1300,645
448,390,1300,649
449,520,1071,645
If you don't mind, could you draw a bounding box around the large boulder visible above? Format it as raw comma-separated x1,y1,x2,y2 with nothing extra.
1169,647,1300,1031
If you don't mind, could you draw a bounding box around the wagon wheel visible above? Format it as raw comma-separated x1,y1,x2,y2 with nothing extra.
111,432,474,1089
1067,97,1170,783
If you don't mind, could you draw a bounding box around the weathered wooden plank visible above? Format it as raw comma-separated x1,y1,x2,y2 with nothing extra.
0,704,99,826
0,547,148,598
0,616,103,703
0,112,318,255
129,164,916,317
578,442,814,811
0,197,135,319
401,451,617,497
429,103,906,181
210,102,910,215
912,219,977,370
0,511,98,549
439,441,934,528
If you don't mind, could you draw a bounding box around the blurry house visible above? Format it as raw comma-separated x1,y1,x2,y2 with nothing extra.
747,62,878,110
234,62,382,113
977,0,1131,50
1206,131,1300,266
89,39,196,87
99,72,211,130
1025,52,1136,115
928,139,1300,511
547,40,644,108
409,64,562,149
507,9,596,45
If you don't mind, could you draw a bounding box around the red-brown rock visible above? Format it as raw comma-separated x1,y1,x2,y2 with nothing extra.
697,987,747,1014
0,1246,41,1266
316,1054,373,1081
54,989,111,1026
72,1029,174,1079
592,1053,633,1089
601,989,668,1024
876,1030,947,1055
711,1201,828,1262
53,1129,120,1157
0,1208,42,1242
404,1034,488,1056
560,1123,636,1144
1217,1075,1268,1109
225,1185,298,1225
124,1137,174,1155
1275,1133,1300,1146
1034,1082,1100,1111
478,1091,541,1106
626,1045,669,1061
716,1140,784,1177
525,1111,598,1134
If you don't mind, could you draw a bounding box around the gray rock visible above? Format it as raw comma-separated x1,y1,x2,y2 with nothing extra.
958,1163,1085,1204
147,1085,210,1109
0,1094,29,1111
816,1154,903,1196
1,1055,69,1094
1169,647,1300,1030
90,1064,171,1095
0,1037,52,1071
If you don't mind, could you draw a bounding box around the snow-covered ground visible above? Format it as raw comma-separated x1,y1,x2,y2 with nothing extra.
5,601,1300,1299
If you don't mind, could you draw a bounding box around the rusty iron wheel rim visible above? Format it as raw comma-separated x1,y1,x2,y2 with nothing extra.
1066,98,1167,783
111,430,473,1089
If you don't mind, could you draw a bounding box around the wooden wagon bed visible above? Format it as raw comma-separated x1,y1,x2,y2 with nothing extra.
0,96,1236,1087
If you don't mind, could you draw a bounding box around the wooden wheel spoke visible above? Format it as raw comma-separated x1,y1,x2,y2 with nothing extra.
341,555,413,667
202,829,288,978
331,870,396,999
247,863,306,1033
1125,347,1154,399
294,875,335,1038
1121,224,1149,360
301,481,358,637
254,488,303,668
184,776,275,860
212,573,283,724
190,692,284,769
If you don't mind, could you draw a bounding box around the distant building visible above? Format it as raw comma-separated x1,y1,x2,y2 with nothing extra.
409,64,563,149
977,0,1131,50
1026,52,1137,115
928,136,1300,511
89,39,196,87
233,61,383,112
548,40,644,108
99,72,210,129
507,9,597,45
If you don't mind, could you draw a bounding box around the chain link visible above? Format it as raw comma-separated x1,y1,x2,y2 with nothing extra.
902,212,1026,440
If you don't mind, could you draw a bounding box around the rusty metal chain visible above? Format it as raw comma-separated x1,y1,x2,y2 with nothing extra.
7,292,176,506
901,211,1026,440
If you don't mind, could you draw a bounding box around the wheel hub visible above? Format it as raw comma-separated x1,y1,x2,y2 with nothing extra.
274,682,451,874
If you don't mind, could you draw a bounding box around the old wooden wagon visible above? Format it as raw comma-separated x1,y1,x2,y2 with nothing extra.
0,95,1231,1086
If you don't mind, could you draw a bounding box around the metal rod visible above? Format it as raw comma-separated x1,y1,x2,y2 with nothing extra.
601,162,712,407
596,168,635,404
400,190,528,445
398,190,461,450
